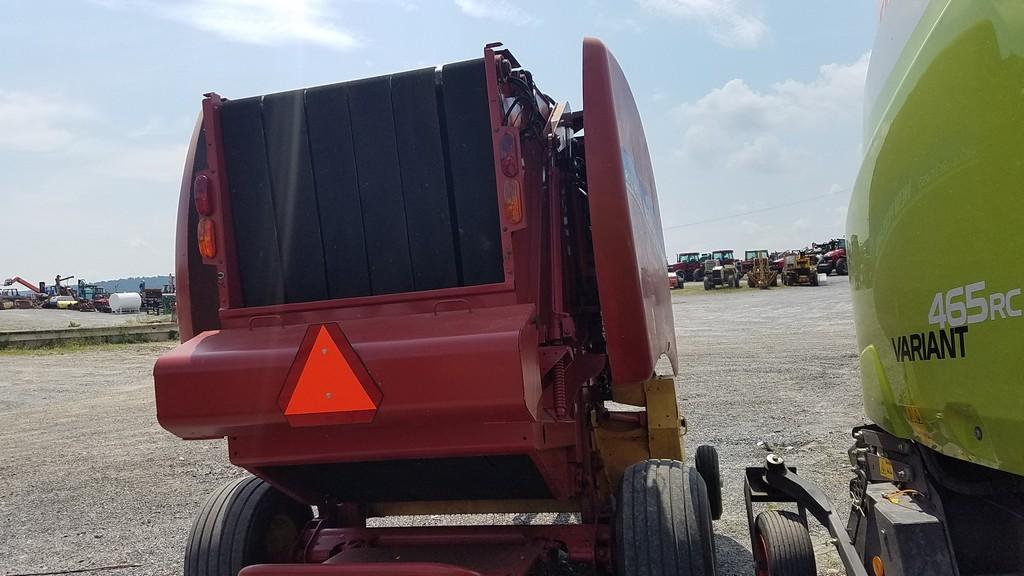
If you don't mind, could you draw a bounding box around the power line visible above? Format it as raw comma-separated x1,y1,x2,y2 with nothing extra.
663,188,849,230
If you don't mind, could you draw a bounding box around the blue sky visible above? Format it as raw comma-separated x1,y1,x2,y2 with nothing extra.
0,0,877,283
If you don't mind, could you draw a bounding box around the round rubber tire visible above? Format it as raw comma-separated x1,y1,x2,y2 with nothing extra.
752,511,816,576
615,459,717,576
694,445,723,521
185,476,313,576
836,258,848,275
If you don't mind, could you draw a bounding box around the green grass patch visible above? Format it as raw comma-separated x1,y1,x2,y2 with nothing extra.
0,333,175,355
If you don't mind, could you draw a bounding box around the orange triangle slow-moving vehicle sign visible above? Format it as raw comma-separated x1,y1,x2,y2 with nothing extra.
278,323,381,427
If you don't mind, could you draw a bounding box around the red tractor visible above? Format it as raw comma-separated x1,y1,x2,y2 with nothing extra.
668,251,702,282
155,40,721,576
814,238,848,275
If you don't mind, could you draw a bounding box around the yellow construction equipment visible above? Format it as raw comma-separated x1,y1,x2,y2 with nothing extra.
781,252,819,286
746,257,778,289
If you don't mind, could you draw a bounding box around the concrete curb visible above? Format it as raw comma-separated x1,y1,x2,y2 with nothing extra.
0,322,178,349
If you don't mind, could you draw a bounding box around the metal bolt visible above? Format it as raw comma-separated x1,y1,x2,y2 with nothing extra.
766,454,786,474
325,392,333,399
896,470,908,480
974,426,983,440
321,348,328,355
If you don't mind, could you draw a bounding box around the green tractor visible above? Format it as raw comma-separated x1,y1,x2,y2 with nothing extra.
702,258,740,290
744,3,1024,575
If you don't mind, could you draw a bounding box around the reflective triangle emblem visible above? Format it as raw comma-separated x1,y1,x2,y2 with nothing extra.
279,324,381,426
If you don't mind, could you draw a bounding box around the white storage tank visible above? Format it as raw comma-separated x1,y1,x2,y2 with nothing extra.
109,292,142,314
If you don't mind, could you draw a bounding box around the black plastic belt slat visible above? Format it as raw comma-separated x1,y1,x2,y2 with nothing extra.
261,90,329,303
305,84,373,299
347,76,414,295
441,60,504,287
391,68,459,291
219,97,285,307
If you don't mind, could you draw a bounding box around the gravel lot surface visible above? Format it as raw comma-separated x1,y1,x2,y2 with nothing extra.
0,276,863,575
676,276,865,575
0,309,167,332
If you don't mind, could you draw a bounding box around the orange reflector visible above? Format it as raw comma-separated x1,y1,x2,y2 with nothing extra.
503,179,523,224
197,217,217,259
279,324,381,426
872,556,884,576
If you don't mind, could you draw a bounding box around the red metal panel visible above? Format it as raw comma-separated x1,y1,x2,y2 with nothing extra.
582,38,677,386
229,422,544,467
154,304,542,439
174,115,221,341
199,94,244,309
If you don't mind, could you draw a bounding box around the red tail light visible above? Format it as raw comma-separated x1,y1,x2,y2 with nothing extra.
194,173,214,216
499,132,518,177
197,217,217,258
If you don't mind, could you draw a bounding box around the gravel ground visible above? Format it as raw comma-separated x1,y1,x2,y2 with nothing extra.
0,309,168,332
0,276,863,575
675,275,865,575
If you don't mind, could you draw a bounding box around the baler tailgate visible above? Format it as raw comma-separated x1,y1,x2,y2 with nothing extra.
582,38,677,392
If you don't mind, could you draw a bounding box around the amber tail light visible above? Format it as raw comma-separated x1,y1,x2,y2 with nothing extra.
197,217,217,259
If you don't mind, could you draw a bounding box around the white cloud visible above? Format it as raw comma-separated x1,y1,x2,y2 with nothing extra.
0,91,93,153
95,0,359,51
657,52,871,257
79,141,189,183
126,115,194,139
454,0,539,25
727,134,798,173
636,0,767,48
673,52,870,171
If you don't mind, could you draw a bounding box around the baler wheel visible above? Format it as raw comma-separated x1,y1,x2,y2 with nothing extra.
751,511,816,576
615,459,716,575
695,445,723,520
185,476,313,576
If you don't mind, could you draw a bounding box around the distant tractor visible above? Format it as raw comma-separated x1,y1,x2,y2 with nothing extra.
739,249,769,277
746,257,778,289
781,252,819,286
711,249,737,265
668,251,703,282
814,238,848,276
702,258,740,290
696,249,736,283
